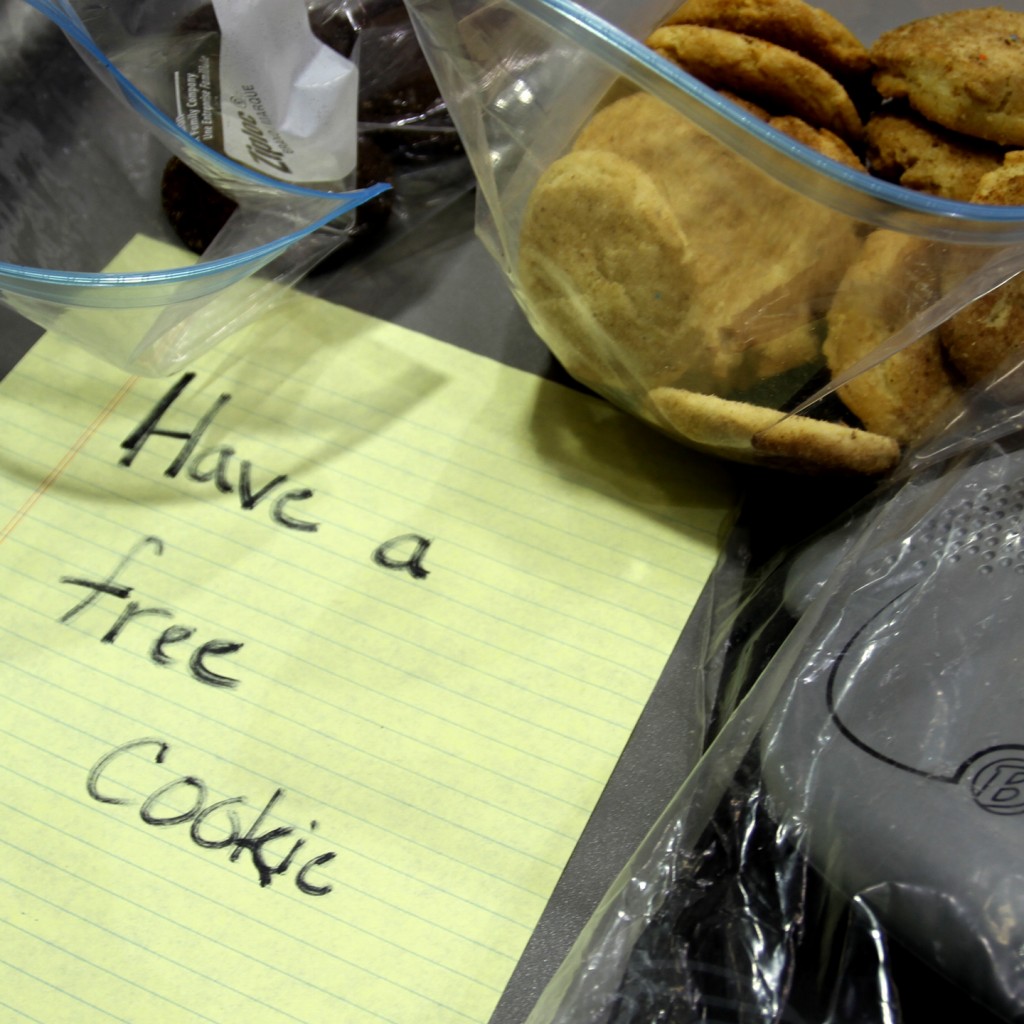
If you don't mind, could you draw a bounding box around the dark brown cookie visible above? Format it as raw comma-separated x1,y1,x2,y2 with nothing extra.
160,156,238,256
162,135,394,257
309,0,462,163
159,4,461,257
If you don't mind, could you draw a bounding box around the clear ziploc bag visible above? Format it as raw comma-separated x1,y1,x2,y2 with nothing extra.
405,0,1024,476
0,0,389,376
48,0,362,190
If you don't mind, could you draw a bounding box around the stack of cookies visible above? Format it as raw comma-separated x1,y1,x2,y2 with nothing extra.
866,9,1024,400
517,2,1024,474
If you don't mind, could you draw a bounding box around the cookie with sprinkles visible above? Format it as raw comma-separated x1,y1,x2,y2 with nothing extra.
871,7,1024,146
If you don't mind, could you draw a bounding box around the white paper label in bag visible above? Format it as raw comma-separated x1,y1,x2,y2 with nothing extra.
211,0,358,185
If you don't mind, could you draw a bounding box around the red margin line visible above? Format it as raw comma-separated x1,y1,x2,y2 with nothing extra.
0,376,140,545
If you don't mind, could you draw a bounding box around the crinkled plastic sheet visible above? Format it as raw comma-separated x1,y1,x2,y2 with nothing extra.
525,398,1024,1024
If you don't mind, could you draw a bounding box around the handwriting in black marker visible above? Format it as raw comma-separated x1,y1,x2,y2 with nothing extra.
60,536,244,688
373,533,432,580
120,373,319,533
88,739,335,895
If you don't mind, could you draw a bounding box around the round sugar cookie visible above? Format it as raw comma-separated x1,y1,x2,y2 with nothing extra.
865,110,1005,201
940,152,1024,384
646,23,863,142
571,91,861,390
824,230,960,445
871,8,1024,146
971,148,1024,205
716,88,772,120
517,147,703,393
714,90,865,170
768,114,866,171
940,278,1024,386
648,387,900,475
662,0,871,85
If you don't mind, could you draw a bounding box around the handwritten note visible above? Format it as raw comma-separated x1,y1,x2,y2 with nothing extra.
0,241,734,1023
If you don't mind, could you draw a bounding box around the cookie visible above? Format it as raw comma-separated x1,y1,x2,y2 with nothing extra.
160,156,239,256
865,109,1005,201
646,23,863,142
715,87,865,170
717,89,771,120
662,0,871,86
517,147,705,393
939,151,1024,383
648,387,900,474
344,0,464,162
570,91,860,389
307,135,397,273
162,135,395,258
871,8,1024,146
970,148,1024,204
768,114,865,171
715,90,865,170
307,4,358,58
940,276,1024,386
823,230,960,444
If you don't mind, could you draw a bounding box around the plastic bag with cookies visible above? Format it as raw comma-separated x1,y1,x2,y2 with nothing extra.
406,0,1024,476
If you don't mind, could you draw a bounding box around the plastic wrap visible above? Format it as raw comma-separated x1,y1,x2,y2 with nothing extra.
514,403,1024,1022
405,0,1024,475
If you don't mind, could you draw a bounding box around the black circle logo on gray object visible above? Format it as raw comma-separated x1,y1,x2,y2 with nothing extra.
970,753,1024,815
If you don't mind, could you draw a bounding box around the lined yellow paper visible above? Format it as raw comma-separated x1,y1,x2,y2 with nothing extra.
0,259,734,1023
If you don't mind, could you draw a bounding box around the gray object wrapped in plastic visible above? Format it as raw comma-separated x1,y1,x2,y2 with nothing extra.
526,434,1024,1023
765,447,1024,1018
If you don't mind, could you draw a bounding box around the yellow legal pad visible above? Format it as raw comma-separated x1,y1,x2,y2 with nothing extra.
0,282,734,1022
